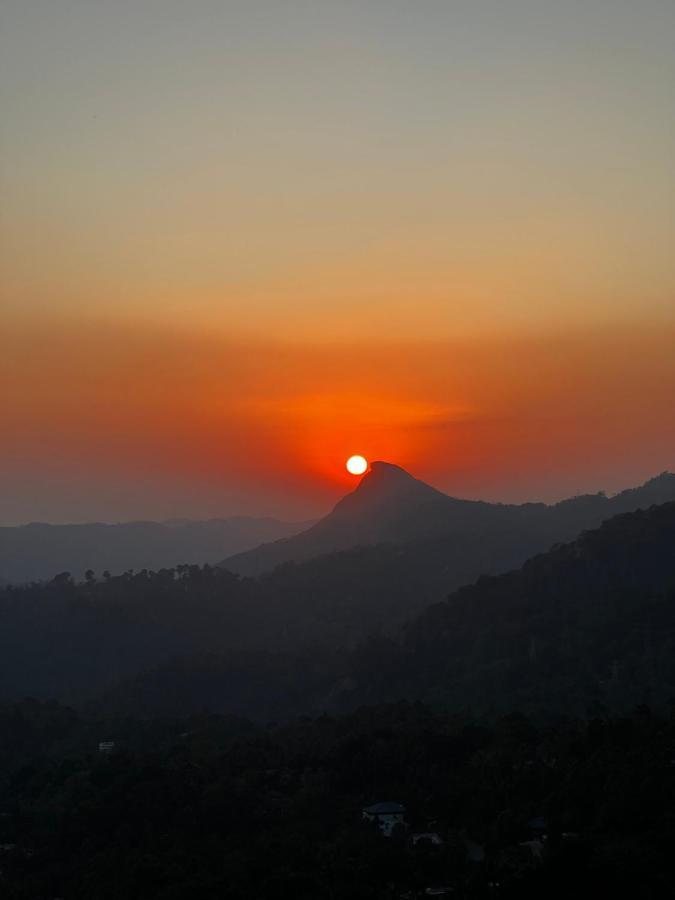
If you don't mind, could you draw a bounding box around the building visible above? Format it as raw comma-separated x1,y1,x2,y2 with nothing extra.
362,801,406,836
98,741,116,753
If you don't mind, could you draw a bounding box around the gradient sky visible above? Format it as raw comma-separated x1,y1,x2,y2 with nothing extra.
1,1,674,523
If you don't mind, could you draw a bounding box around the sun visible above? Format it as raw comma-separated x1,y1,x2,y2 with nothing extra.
346,455,368,475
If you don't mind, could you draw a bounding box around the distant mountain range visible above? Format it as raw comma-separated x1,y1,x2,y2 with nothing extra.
220,463,675,577
5,466,672,588
0,516,313,584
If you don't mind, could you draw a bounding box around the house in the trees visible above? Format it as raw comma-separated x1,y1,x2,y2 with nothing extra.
362,801,406,836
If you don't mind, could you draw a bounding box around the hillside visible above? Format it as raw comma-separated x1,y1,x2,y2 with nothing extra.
3,700,674,899
100,501,675,720
3,482,675,718
338,500,675,717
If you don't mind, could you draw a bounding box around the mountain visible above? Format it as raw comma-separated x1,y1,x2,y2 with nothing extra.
104,500,675,720
3,493,675,720
220,464,675,576
339,499,675,717
0,516,313,584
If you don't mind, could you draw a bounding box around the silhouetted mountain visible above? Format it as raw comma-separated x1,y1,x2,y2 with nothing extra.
99,501,675,720
220,464,675,576
0,516,313,584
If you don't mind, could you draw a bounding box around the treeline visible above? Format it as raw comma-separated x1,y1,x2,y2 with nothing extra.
0,548,449,705
0,530,558,706
349,501,675,716
103,503,675,720
1,699,674,898
1,503,675,721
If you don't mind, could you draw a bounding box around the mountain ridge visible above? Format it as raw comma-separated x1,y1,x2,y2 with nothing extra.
100,499,675,720
220,464,675,576
0,516,315,585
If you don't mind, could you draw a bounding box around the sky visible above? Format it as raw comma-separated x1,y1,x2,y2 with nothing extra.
1,0,674,524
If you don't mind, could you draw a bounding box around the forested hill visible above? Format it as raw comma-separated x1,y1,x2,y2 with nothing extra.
2,501,674,719
100,502,675,721
1,700,674,899
339,501,675,717
0,536,480,707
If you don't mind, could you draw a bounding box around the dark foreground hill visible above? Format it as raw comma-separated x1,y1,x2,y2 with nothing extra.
220,464,675,577
1,699,674,899
0,543,465,705
102,501,675,721
0,515,312,584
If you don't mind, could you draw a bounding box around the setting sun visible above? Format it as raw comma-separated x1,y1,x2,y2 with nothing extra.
346,455,368,475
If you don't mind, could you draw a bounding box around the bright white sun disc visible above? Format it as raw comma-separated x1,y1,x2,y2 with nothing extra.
346,455,368,475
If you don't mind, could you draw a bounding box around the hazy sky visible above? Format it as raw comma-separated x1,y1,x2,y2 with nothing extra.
2,1,674,523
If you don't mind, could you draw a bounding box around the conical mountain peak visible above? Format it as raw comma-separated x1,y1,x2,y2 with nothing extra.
362,461,418,482
332,461,447,518
352,461,421,495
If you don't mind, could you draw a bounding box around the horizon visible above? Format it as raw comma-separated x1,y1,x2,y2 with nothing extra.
2,461,673,528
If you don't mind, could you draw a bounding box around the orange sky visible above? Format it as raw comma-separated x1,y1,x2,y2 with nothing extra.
2,314,674,523
1,2,674,522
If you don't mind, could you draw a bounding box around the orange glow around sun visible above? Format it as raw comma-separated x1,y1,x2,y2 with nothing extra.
4,317,675,523
346,455,368,475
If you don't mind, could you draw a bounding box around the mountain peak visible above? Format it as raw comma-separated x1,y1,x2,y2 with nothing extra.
361,461,417,483
331,461,448,520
